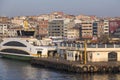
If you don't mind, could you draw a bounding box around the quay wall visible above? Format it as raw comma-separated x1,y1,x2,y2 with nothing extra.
31,57,120,73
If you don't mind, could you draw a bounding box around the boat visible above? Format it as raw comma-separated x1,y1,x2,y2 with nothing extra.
0,38,57,61
17,30,35,37
0,19,57,61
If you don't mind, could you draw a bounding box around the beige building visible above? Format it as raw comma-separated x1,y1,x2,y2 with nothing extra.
11,18,24,26
58,43,120,62
48,19,74,38
67,27,79,40
97,20,109,38
0,17,9,23
81,20,93,39
76,14,97,21
38,20,48,38
0,23,8,37
7,26,18,37
97,20,104,37
37,14,49,21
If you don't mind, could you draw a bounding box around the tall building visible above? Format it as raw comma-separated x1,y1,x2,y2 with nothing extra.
48,18,75,38
48,19,64,37
93,21,98,37
103,20,109,35
80,20,93,40
97,20,104,37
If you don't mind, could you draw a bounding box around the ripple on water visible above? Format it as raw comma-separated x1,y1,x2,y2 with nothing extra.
0,58,119,80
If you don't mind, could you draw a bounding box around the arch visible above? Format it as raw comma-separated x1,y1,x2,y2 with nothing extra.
89,66,95,72
1,48,30,55
3,41,27,47
108,51,117,61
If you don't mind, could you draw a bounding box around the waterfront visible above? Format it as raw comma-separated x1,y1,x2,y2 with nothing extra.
0,58,119,80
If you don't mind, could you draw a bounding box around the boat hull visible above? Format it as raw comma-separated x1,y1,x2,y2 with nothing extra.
0,53,33,61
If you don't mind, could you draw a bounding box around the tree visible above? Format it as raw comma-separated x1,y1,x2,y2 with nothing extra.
98,34,109,43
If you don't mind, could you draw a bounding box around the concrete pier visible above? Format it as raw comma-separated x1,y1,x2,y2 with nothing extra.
31,57,120,73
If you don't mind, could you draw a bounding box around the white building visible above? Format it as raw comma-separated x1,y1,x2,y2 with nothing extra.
7,28,18,37
0,23,8,37
103,20,109,35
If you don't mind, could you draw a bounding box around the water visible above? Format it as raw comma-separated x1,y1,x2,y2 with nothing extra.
0,58,120,80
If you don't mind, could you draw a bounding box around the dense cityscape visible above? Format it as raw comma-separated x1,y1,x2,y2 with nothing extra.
1,0,120,79
0,11,120,43
1,11,120,80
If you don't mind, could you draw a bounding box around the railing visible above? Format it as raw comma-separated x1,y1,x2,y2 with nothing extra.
59,43,120,48
87,44,96,48
98,44,105,48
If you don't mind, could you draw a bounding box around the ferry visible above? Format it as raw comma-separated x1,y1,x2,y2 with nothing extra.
0,38,57,61
0,20,57,61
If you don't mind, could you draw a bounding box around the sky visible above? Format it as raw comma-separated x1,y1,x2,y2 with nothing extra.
0,0,120,17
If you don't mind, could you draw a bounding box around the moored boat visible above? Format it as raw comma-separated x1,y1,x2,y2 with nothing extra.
0,38,57,61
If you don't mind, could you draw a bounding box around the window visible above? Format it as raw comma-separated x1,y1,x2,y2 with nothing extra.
97,53,100,55
3,41,27,47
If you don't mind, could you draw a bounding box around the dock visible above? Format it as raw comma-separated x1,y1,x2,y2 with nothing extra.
31,57,120,73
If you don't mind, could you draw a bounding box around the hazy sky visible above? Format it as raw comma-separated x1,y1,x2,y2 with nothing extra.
0,0,120,17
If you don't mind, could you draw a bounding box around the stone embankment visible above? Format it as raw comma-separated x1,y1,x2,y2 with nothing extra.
31,57,120,73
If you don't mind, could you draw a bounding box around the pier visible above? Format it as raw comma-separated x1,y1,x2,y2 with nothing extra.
31,43,120,73
31,57,120,73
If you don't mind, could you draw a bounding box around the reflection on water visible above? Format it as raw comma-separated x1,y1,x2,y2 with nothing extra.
0,58,120,80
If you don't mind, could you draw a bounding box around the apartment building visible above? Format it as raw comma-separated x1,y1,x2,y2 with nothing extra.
103,20,109,35
48,19,64,37
97,20,104,37
0,17,9,23
48,18,75,38
11,18,23,26
80,20,93,40
38,20,48,38
93,21,98,37
67,27,79,40
0,23,8,37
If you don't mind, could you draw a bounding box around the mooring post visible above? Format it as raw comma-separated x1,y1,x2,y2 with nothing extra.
84,40,87,64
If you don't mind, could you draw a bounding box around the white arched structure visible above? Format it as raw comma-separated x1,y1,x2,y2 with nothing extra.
0,38,57,58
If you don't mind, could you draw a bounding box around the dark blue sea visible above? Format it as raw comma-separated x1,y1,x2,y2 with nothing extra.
0,58,119,80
